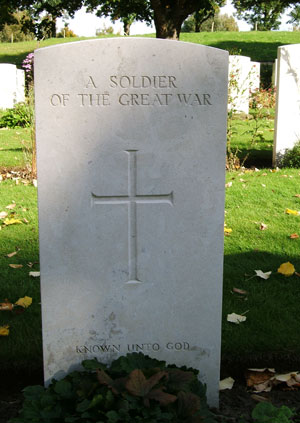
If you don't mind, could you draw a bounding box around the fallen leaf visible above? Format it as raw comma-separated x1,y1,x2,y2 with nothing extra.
290,233,299,239
260,223,267,230
281,174,288,178
246,369,275,392
32,179,37,187
0,301,14,311
233,287,248,295
278,262,295,277
251,394,270,403
224,228,232,235
0,211,8,219
0,325,9,336
23,218,29,224
15,296,32,308
255,270,272,280
295,272,300,277
261,184,266,188
225,182,233,188
227,313,246,324
29,271,40,277
6,203,16,210
219,377,235,390
285,208,300,216
3,218,23,226
294,194,300,198
9,264,23,269
6,251,18,258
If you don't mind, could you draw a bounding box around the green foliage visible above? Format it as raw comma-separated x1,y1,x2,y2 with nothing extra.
0,102,33,129
281,141,300,168
57,25,77,38
11,353,215,423
182,12,238,32
231,0,286,30
251,402,294,423
0,10,35,42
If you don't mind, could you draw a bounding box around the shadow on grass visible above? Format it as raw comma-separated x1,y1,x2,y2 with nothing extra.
207,40,287,62
237,148,273,168
0,147,23,152
0,53,28,67
222,250,300,374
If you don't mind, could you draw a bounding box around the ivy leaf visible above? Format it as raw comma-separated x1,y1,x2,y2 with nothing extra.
147,388,177,406
0,325,9,336
177,391,201,418
126,369,167,398
278,262,295,277
167,369,195,391
97,369,126,394
15,296,32,308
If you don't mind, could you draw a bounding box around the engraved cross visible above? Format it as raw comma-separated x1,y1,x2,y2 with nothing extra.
91,150,173,285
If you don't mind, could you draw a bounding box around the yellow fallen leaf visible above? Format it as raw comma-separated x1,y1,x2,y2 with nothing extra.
285,208,300,216
278,262,295,277
224,228,232,235
15,296,32,308
0,325,9,336
227,313,246,324
3,218,23,225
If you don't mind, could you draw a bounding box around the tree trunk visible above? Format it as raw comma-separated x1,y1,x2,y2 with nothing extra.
123,21,131,36
151,0,187,40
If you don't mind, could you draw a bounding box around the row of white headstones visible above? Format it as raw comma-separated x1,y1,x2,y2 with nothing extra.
1,45,299,167
229,45,300,166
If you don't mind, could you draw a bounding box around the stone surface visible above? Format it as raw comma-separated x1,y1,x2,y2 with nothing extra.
273,44,300,165
35,38,228,405
16,69,25,104
250,61,260,92
0,64,18,109
228,55,251,114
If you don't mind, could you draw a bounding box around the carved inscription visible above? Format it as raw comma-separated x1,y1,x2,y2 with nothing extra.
91,150,173,285
49,75,212,108
76,341,191,354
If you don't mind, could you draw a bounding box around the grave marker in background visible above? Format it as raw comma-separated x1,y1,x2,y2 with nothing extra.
35,38,228,405
0,64,25,109
273,44,300,165
228,55,251,114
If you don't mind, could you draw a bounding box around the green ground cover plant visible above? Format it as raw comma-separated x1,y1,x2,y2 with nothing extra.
11,353,215,423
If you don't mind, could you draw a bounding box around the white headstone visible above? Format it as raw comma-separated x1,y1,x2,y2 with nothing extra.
35,38,228,405
250,61,260,93
16,69,25,103
273,44,300,165
272,59,278,87
0,64,17,109
228,55,251,114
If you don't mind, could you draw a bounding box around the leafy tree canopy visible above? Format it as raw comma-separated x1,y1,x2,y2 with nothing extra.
232,0,288,30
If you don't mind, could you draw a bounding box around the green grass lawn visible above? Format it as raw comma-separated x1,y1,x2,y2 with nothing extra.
1,122,300,374
1,31,300,66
